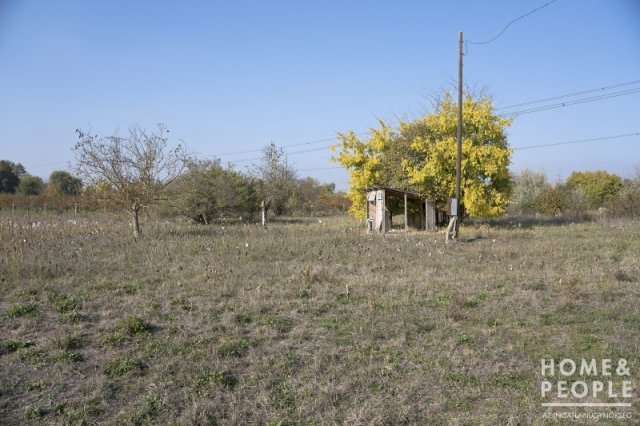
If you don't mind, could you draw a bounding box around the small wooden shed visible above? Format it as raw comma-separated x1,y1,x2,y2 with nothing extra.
365,186,437,234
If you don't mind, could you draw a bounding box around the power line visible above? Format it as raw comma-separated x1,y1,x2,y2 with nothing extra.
513,132,639,151
298,166,343,172
495,79,640,111
223,144,336,165
468,0,558,45
501,88,640,117
200,78,640,162
203,131,370,158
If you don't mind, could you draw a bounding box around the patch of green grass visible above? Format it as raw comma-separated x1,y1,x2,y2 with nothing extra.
53,334,87,351
49,292,82,313
170,296,193,311
541,302,592,325
218,338,251,358
260,315,293,333
122,284,138,295
103,356,147,378
25,406,48,419
5,302,38,318
53,350,84,363
235,313,253,324
100,331,127,346
491,372,531,391
64,400,103,423
192,369,237,394
59,310,86,323
270,381,296,411
118,316,151,335
15,347,47,365
2,339,33,353
26,381,46,392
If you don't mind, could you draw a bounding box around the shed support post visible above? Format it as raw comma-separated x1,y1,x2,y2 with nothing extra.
425,200,436,232
365,195,370,233
404,193,408,231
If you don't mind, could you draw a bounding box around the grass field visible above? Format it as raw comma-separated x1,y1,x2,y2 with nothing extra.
1,212,638,425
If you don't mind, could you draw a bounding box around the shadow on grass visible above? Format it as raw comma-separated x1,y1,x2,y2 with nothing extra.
466,215,591,230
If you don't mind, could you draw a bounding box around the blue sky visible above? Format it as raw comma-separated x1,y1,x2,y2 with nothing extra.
1,0,638,190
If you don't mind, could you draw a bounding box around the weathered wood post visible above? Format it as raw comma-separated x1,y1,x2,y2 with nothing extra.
404,193,408,231
365,192,370,233
426,200,436,232
261,200,267,227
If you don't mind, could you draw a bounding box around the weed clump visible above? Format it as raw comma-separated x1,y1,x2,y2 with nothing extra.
49,292,82,313
192,369,237,393
2,339,33,353
103,356,147,377
59,311,86,324
53,350,84,363
5,302,38,318
118,316,150,335
218,338,250,358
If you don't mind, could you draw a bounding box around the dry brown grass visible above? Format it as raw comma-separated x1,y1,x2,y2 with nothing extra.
0,211,638,424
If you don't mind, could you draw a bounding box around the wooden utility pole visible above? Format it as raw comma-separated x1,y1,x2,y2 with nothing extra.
456,31,463,209
454,31,464,238
447,31,463,242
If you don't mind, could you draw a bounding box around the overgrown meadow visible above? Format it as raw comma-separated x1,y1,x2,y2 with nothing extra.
0,211,638,425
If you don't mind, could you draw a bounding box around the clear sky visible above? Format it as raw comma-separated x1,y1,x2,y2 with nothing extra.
1,0,639,190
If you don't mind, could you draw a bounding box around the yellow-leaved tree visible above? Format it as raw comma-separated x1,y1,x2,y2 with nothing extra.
332,92,512,218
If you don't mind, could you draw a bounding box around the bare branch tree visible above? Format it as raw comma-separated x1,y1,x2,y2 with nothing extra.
73,124,188,237
252,143,297,226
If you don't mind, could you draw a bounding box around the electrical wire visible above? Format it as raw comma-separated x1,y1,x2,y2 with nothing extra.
468,0,558,45
298,166,343,171
495,79,640,111
512,132,639,151
203,131,370,158
501,88,640,117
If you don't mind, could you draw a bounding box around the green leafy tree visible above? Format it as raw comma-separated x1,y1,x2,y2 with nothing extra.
332,93,512,218
16,175,44,195
177,159,257,224
73,124,187,238
565,170,623,209
534,185,565,216
0,160,20,193
46,171,82,196
289,177,339,214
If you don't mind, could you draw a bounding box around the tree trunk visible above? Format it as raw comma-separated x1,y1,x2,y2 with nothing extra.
261,200,267,227
132,207,141,238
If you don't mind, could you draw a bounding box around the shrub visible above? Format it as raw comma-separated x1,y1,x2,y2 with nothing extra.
604,177,640,219
509,169,549,215
566,170,623,209
175,160,257,224
535,186,565,216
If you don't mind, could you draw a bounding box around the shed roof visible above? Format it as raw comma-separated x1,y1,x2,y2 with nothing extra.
364,185,425,201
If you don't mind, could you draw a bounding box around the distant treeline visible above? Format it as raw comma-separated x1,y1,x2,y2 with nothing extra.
0,158,350,219
509,169,640,220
